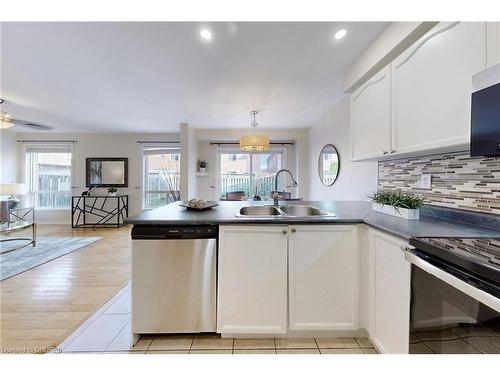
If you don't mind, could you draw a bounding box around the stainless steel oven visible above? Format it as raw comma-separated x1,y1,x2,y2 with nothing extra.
406,237,500,354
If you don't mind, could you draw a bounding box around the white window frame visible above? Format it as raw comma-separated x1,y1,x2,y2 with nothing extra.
215,147,287,200
143,146,181,209
24,143,74,211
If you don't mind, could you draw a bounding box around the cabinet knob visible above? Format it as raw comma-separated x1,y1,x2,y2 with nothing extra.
282,229,287,235
291,228,296,233
400,244,415,252
382,150,389,155
390,150,396,154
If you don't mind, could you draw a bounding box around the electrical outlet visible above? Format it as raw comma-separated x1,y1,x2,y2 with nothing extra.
420,174,432,189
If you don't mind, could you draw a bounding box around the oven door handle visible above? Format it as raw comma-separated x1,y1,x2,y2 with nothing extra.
405,251,500,313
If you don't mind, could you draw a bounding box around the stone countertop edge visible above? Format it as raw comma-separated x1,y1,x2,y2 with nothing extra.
125,201,500,241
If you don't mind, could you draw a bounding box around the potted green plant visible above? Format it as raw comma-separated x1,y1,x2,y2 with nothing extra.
369,190,425,220
198,160,207,173
108,187,117,196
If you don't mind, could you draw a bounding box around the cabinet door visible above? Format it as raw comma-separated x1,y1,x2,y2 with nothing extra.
288,225,358,331
369,229,411,354
350,65,391,160
392,22,487,154
217,225,288,335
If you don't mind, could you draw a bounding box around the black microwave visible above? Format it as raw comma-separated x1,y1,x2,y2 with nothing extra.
470,81,500,157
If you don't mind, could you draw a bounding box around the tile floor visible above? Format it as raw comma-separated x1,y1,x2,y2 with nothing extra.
53,282,378,355
409,328,500,354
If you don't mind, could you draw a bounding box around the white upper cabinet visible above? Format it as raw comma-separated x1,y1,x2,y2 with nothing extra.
391,22,487,154
350,65,392,160
217,225,288,335
288,225,359,331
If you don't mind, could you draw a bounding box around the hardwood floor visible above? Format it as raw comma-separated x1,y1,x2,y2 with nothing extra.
0,224,131,354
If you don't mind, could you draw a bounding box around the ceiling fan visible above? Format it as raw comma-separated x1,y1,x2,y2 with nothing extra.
0,98,52,131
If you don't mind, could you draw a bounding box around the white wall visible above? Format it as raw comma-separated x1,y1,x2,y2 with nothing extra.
0,129,18,184
194,128,309,201
180,123,198,200
16,132,179,223
308,97,377,201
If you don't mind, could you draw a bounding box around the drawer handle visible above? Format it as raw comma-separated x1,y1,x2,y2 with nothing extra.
282,229,288,235
291,228,296,233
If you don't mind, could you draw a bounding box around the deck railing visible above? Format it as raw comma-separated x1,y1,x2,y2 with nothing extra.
220,173,276,198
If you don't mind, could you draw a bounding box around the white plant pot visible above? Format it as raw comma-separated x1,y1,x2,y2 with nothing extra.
372,203,419,220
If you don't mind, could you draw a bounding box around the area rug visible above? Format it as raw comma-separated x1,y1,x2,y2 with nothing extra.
0,236,102,281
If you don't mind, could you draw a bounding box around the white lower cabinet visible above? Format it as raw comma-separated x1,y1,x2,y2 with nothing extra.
368,228,411,354
217,224,359,335
217,225,288,335
288,225,359,331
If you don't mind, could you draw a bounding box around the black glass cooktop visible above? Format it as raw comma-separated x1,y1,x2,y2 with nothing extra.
409,237,500,288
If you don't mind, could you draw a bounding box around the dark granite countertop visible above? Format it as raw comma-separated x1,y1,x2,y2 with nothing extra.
125,200,500,240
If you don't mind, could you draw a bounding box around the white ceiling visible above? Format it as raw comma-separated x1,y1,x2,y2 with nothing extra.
0,22,387,133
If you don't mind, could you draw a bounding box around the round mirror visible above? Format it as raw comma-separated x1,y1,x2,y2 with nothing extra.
318,144,340,186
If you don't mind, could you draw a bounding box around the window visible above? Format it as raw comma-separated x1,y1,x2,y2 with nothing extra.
25,144,72,209
218,150,284,200
143,146,181,208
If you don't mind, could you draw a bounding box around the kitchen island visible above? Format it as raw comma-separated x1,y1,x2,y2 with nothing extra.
126,200,500,353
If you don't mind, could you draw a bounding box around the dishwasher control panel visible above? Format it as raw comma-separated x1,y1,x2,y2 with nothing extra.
131,225,218,240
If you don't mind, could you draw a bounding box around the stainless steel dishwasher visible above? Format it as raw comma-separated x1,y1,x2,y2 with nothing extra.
131,225,217,334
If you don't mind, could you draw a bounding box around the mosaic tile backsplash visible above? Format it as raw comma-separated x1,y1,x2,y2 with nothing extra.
378,151,500,215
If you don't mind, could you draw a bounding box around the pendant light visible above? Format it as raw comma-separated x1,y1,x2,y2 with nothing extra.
0,111,14,129
239,110,269,152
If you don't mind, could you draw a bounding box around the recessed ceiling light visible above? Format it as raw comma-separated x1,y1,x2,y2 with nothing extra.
334,29,347,40
200,28,212,40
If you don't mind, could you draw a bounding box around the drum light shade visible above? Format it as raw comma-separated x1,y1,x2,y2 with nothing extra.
0,121,14,129
239,110,269,152
239,134,270,152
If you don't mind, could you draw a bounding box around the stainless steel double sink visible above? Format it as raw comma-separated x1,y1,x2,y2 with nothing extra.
237,205,335,218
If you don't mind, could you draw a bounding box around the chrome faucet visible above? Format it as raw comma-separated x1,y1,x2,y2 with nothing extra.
272,169,298,206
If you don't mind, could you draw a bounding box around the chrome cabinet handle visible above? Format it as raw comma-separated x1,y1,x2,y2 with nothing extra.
282,229,287,235
290,228,296,233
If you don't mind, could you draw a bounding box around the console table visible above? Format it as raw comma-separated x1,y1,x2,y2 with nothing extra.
72,195,128,228
0,206,36,254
